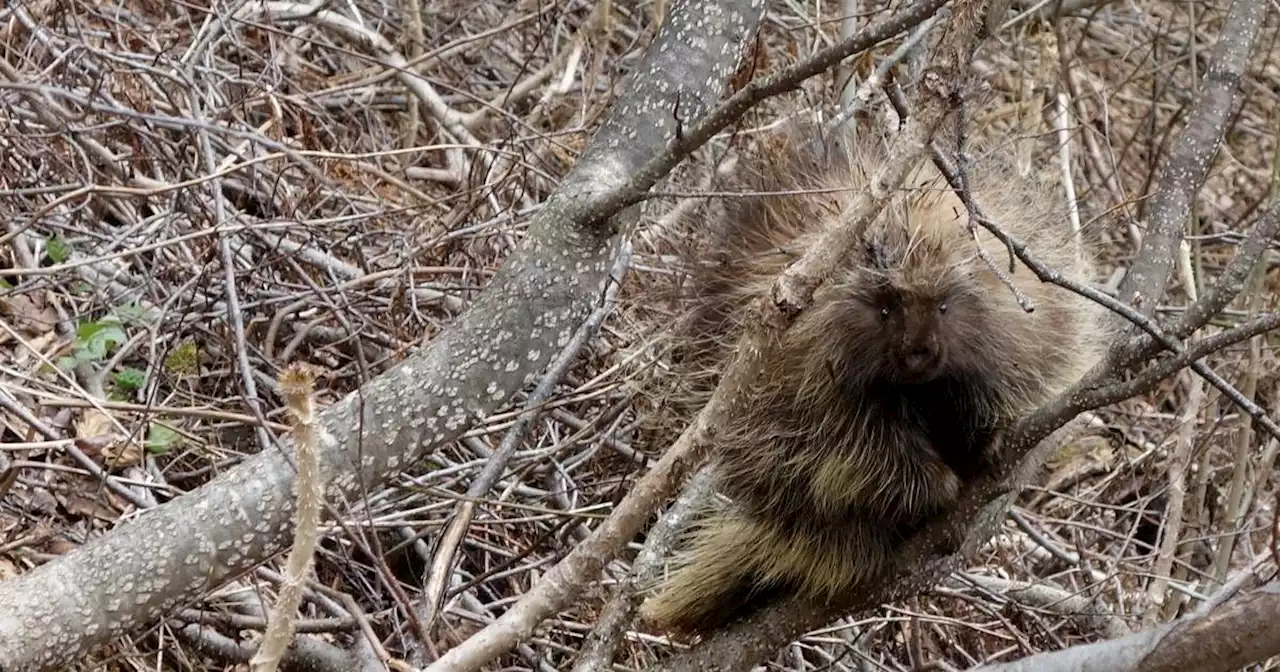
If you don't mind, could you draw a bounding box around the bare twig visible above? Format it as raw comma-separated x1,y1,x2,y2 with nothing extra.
420,248,631,628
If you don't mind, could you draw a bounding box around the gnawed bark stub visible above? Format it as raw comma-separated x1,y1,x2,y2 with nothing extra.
0,0,765,669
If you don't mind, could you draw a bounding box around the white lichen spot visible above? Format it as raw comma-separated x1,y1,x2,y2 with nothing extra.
528,349,542,361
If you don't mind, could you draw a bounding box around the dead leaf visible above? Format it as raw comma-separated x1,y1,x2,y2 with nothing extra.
12,330,57,369
62,491,119,522
74,410,140,468
42,536,81,556
0,293,59,337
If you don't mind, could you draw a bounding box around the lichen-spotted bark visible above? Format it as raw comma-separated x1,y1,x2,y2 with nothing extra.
0,0,765,669
1108,0,1264,333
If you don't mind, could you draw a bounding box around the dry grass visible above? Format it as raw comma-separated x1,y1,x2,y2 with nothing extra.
0,0,1278,669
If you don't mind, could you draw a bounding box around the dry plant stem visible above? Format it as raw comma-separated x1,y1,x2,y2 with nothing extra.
401,0,425,158
231,2,482,181
1144,372,1205,624
421,249,630,628
1142,249,1206,623
1109,0,1265,332
971,583,1280,672
251,366,324,672
1206,260,1268,587
1053,91,1082,245
202,108,273,453
570,467,718,672
0,0,765,668
837,0,862,109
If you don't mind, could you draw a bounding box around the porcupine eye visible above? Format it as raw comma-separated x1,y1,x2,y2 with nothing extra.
876,291,898,320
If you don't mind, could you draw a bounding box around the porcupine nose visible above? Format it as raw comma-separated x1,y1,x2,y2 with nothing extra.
899,308,942,379
899,332,941,379
902,345,937,374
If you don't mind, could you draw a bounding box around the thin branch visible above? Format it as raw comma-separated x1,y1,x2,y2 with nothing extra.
0,1,764,668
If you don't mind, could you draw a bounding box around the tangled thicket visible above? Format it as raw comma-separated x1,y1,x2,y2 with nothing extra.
1,0,1278,669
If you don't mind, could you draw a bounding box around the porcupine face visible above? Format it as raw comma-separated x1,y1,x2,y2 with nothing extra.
826,215,986,388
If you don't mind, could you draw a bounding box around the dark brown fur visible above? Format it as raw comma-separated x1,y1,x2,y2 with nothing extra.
636,124,1106,637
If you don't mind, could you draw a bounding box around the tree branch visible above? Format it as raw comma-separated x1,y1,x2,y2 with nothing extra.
971,583,1280,672
1108,0,1265,328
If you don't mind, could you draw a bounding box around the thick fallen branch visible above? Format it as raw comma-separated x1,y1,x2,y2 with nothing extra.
971,582,1280,672
0,0,764,668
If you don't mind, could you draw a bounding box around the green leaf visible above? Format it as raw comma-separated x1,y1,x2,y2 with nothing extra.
45,235,70,263
113,368,147,391
145,423,181,454
75,315,127,361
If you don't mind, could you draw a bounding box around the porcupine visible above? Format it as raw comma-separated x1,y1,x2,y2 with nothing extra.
636,122,1107,637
